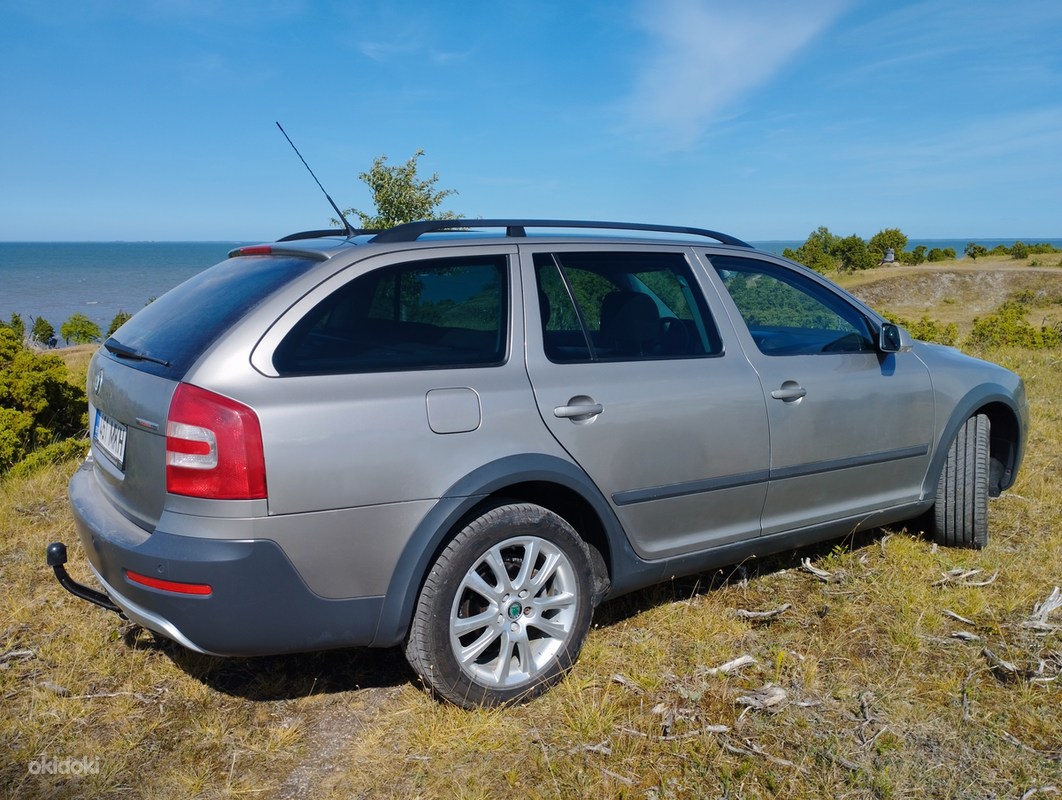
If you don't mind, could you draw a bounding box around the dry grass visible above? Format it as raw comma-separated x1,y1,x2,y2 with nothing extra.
838,255,1062,338
2,267,1061,799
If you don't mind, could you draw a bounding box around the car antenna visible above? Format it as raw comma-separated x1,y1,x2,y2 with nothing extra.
275,121,356,238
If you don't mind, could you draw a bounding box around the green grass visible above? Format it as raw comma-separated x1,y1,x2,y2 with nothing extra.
2,272,1061,798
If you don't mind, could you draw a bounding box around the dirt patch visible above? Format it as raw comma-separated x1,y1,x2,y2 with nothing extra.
276,685,407,800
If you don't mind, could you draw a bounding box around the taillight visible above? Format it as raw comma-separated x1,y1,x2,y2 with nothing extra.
166,383,267,500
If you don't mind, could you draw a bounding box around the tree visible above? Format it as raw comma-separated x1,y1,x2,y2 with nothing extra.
107,310,133,337
1010,241,1029,260
3,313,26,341
337,149,460,229
783,226,839,274
965,243,988,260
834,235,876,272
31,316,56,347
901,245,928,265
927,247,956,262
60,313,102,345
868,228,908,263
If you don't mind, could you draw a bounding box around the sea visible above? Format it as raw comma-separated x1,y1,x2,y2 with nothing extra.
2,238,1061,343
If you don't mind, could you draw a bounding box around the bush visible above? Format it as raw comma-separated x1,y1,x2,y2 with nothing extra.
8,437,88,478
965,299,1062,349
834,234,877,272
927,247,957,262
898,245,927,265
883,312,959,346
868,228,908,262
0,328,87,476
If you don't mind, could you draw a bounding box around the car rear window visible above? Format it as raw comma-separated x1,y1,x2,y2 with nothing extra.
104,256,320,377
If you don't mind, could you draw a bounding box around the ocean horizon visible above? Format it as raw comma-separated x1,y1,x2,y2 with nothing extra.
3,237,1060,342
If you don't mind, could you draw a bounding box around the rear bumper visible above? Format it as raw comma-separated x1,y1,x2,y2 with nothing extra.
65,458,383,656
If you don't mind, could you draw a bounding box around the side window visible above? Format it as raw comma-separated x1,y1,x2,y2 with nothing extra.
274,254,507,374
710,256,874,356
534,251,722,362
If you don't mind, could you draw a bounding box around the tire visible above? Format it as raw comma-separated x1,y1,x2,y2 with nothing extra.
405,502,594,708
933,414,990,549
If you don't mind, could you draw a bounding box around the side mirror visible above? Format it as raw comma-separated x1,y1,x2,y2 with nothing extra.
879,322,913,353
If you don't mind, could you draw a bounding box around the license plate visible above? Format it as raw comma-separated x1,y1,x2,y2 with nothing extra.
93,409,127,469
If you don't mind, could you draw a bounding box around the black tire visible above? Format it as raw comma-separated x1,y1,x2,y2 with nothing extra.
933,414,990,549
405,502,595,708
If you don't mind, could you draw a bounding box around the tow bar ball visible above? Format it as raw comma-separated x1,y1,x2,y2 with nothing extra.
46,541,68,568
46,541,124,616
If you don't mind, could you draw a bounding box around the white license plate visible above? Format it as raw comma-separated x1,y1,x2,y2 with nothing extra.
93,409,127,469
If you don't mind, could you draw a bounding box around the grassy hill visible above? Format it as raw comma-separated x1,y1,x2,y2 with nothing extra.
839,258,1062,339
2,261,1060,799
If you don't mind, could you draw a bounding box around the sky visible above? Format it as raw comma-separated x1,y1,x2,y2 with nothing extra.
1,0,1060,242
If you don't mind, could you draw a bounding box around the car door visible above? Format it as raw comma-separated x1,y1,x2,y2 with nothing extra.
521,245,770,559
704,253,935,537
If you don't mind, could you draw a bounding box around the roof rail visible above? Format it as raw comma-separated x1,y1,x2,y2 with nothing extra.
367,219,752,248
277,228,365,242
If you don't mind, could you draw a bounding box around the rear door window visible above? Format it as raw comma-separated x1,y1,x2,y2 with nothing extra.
534,251,722,362
274,254,508,374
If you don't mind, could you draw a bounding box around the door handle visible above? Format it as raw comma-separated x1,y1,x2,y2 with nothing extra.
554,398,603,420
770,384,807,402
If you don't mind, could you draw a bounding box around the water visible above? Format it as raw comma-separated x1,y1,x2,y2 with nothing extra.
3,238,1060,344
0,242,242,340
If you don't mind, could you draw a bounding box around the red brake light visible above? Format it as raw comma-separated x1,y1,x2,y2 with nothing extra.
232,245,274,256
166,383,267,500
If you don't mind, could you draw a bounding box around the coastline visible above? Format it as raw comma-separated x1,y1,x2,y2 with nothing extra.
3,238,1061,343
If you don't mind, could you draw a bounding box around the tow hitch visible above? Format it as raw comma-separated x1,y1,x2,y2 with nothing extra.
46,542,125,617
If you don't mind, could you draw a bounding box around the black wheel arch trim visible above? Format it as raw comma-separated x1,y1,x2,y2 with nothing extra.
369,452,644,647
923,383,1027,502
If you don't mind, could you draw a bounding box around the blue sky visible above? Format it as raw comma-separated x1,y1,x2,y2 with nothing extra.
1,0,1060,242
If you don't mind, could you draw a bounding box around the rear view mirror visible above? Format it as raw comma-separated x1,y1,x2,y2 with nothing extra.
879,322,912,353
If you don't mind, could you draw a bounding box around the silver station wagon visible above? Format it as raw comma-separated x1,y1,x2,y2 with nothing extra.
52,219,1028,707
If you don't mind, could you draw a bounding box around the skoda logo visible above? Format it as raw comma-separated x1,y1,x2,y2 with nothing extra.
94,370,104,395
507,602,522,621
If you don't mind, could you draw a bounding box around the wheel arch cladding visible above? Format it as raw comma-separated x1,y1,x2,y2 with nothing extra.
369,453,631,647
926,386,1026,501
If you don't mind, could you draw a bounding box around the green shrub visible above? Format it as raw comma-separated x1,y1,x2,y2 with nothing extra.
965,299,1062,349
927,247,957,262
9,437,88,478
0,328,87,476
883,311,959,346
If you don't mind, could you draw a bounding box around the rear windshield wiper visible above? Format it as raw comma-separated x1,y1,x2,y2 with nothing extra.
104,338,171,368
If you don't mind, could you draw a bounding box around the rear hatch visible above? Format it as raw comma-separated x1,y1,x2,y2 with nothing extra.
87,252,326,531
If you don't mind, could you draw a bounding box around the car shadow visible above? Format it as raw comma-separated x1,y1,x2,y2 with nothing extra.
593,525,898,629
125,631,414,701
123,525,907,702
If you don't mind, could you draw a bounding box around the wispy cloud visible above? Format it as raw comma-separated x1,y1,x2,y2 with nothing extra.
624,0,849,149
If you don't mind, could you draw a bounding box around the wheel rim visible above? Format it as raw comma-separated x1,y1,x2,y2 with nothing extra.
448,535,580,689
